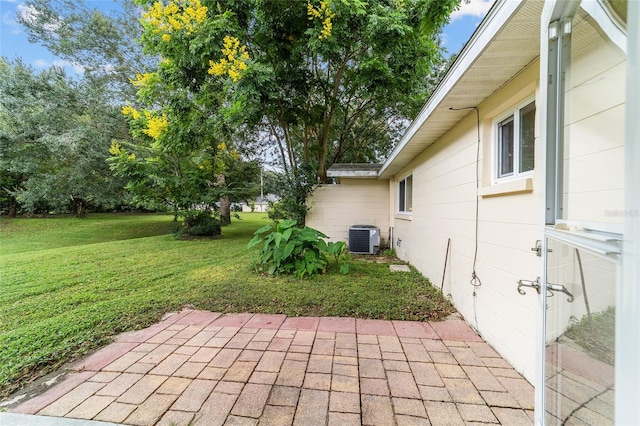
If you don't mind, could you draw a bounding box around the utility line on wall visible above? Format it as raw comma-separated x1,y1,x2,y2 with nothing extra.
450,106,483,332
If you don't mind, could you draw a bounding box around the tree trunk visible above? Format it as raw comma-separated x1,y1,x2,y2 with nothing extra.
317,56,348,183
8,196,17,218
220,196,231,225
74,198,86,218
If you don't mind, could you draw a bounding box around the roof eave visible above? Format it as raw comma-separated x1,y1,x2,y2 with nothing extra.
327,170,379,178
378,0,525,180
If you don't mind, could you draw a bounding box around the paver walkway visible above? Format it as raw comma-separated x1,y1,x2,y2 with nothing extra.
9,309,534,425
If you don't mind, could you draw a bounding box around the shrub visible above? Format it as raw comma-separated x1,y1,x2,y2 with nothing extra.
266,165,316,226
247,219,349,277
174,210,221,237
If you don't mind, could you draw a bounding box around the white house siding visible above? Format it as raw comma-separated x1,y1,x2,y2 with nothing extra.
241,203,269,213
390,62,542,382
306,179,389,245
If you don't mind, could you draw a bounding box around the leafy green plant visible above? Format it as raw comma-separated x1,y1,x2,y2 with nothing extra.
174,210,221,237
325,240,351,275
248,219,348,277
267,165,316,226
381,248,397,256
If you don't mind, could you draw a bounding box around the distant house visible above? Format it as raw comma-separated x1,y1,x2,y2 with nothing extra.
240,195,279,213
307,0,639,423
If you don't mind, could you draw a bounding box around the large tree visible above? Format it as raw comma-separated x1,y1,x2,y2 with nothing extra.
119,0,458,224
17,0,263,223
131,0,459,179
0,59,128,216
17,0,154,101
105,0,260,227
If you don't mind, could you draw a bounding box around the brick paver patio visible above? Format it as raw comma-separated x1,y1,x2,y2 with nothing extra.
8,309,534,425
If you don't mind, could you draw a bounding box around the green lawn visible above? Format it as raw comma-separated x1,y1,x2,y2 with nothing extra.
0,213,453,397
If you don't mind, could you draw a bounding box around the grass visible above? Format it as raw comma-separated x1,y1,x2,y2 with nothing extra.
0,212,453,397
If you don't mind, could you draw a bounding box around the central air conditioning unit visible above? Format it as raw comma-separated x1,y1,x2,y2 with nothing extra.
348,225,380,254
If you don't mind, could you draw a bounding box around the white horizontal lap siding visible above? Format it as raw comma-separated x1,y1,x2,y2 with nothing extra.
392,68,541,382
394,122,480,271
306,179,390,244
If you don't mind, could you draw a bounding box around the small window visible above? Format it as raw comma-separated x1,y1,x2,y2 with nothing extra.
496,101,535,180
398,175,412,213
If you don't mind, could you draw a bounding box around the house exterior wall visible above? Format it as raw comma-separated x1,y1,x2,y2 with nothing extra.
389,62,542,381
306,179,390,246
241,203,269,213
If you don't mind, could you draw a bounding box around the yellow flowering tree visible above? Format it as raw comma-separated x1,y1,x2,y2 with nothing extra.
208,36,250,82
123,0,459,225
109,0,263,228
141,0,208,42
307,0,335,39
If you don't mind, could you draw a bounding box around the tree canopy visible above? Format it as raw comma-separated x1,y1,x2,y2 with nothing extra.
0,59,129,216
130,0,459,181
17,0,155,101
113,0,459,224
9,0,460,224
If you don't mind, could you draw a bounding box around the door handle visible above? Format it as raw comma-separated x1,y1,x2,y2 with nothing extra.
530,240,552,257
517,277,540,295
547,283,574,302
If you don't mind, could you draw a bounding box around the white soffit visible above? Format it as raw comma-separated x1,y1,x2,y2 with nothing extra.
378,0,543,179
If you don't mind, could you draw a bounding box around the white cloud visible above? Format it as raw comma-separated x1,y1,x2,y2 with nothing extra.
16,3,36,22
450,0,495,22
54,60,85,74
17,3,61,32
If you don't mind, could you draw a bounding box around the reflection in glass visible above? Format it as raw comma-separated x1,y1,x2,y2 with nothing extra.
498,116,514,177
560,9,626,226
519,102,535,173
545,238,616,425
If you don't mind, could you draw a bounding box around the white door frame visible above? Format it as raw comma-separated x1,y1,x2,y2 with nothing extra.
536,3,572,422
619,1,640,423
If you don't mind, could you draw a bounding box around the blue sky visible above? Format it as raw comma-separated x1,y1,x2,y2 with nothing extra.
441,0,495,55
1,0,494,75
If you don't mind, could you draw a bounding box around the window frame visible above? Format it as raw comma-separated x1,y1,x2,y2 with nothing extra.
397,174,413,214
493,98,536,183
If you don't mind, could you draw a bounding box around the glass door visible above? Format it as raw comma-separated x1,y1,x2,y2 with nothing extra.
541,0,627,424
544,234,618,425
